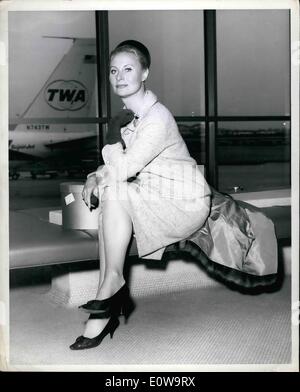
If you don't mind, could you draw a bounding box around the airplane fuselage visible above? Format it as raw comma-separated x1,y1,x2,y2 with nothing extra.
9,130,96,158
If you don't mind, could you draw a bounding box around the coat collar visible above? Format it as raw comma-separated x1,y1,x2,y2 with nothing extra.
122,90,158,132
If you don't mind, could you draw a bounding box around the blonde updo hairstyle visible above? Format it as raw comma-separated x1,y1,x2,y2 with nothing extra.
110,40,151,71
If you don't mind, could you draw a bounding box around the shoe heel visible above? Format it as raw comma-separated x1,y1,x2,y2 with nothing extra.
122,296,135,324
110,317,120,339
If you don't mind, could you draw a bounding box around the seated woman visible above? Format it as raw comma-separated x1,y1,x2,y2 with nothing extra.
70,40,278,350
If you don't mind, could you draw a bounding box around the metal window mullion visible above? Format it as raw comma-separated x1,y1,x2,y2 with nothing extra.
210,115,291,122
174,116,206,122
95,11,110,165
9,117,109,125
204,10,218,188
9,115,290,125
10,111,288,130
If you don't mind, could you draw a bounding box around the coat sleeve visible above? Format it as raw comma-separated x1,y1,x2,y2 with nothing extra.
101,120,170,182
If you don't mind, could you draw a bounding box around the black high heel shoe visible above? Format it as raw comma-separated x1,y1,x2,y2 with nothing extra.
69,314,120,351
79,284,128,313
118,293,135,324
79,284,135,322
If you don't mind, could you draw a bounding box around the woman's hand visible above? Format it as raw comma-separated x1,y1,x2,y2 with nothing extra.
105,109,135,147
82,165,109,209
82,174,99,210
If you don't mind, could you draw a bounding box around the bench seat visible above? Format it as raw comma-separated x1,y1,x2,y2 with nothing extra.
10,209,98,269
9,204,291,270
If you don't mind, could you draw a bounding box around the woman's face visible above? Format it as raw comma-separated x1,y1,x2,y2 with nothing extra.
109,51,149,98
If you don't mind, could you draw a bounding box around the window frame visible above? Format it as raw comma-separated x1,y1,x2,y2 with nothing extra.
8,10,291,190
96,10,291,190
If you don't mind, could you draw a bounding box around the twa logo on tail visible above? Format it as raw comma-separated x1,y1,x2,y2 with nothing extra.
9,37,98,169
44,79,88,111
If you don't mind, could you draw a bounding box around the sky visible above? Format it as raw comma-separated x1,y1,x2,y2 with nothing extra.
8,10,291,128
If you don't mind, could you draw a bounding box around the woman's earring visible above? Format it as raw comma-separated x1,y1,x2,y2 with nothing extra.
133,115,139,127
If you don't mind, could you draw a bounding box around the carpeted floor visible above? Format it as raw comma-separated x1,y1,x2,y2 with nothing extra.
9,277,291,368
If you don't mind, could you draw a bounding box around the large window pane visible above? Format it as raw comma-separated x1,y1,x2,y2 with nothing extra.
9,11,98,209
9,11,98,121
216,10,290,116
217,121,290,192
108,10,205,117
177,121,205,165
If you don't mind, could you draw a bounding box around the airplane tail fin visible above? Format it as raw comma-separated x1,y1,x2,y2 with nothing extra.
16,38,97,132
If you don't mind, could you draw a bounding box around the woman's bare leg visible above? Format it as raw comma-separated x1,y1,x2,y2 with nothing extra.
96,211,106,291
83,187,133,338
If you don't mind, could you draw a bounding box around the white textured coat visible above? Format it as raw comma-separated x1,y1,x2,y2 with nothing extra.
97,90,211,259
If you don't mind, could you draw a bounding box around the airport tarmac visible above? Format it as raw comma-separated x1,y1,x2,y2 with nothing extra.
8,162,290,211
